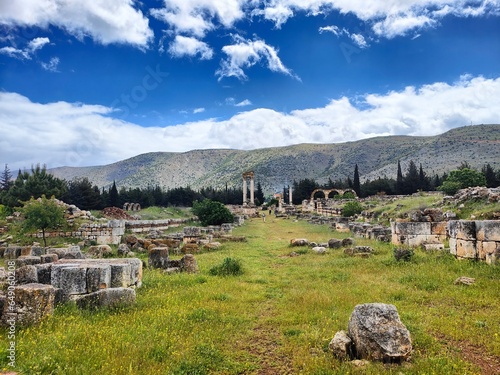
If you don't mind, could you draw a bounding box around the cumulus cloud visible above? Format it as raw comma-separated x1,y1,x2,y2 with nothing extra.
0,0,152,47
168,35,213,59
193,107,206,114
216,35,298,81
151,0,245,38
1,75,498,170
235,99,252,107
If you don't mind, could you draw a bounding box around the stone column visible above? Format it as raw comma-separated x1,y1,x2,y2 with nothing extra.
250,177,255,205
289,186,293,205
243,177,247,204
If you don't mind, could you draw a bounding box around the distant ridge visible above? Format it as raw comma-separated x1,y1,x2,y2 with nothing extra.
49,124,500,194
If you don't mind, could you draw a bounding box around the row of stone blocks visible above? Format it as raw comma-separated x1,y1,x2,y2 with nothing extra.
448,220,500,264
391,221,448,247
1,258,142,326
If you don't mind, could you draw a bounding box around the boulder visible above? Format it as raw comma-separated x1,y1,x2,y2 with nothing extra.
110,263,132,288
290,238,309,247
312,246,327,254
344,246,374,257
117,243,131,256
347,303,412,362
342,238,355,247
4,246,22,259
329,330,354,360
51,264,87,295
35,263,52,284
15,265,38,284
328,239,343,249
15,256,41,268
88,245,113,258
41,253,58,263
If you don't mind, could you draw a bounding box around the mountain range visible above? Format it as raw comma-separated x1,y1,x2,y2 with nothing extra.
49,124,500,194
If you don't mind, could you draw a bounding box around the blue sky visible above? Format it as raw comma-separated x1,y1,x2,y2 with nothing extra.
0,0,499,170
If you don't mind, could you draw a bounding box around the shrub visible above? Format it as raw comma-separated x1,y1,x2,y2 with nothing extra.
342,201,363,217
394,247,414,262
209,257,243,276
192,199,234,226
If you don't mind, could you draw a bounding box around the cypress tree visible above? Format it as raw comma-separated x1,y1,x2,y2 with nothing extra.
396,161,404,194
353,164,361,196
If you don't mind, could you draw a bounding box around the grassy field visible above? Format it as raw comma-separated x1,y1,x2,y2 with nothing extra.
1,216,499,374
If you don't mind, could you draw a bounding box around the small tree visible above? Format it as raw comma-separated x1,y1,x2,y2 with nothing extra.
438,168,487,195
342,201,363,217
21,195,66,247
192,198,234,226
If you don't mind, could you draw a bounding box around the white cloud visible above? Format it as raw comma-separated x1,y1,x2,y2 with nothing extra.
168,35,213,60
1,75,498,170
151,0,245,38
193,107,205,114
0,37,50,60
0,0,152,47
319,25,341,36
235,99,252,107
216,35,298,81
319,25,369,49
41,57,60,72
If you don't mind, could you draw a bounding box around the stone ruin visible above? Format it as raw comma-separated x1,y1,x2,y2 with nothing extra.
0,244,142,326
123,202,141,211
448,220,500,264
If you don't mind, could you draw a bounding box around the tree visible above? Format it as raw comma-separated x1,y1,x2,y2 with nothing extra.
482,164,499,188
192,199,234,226
403,160,420,194
108,181,119,208
438,168,487,195
342,201,363,217
21,195,66,247
65,177,103,210
255,182,265,206
0,164,13,191
418,164,430,191
396,161,404,194
1,164,67,208
353,164,361,197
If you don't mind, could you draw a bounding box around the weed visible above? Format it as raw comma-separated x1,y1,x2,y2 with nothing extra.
209,257,243,276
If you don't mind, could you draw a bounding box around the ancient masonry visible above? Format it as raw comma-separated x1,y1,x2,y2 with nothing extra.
242,171,255,205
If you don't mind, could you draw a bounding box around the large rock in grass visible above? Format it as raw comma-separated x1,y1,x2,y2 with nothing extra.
75,288,136,309
329,330,354,360
180,254,198,274
290,238,309,247
148,247,169,269
348,303,412,362
328,238,343,249
2,283,56,325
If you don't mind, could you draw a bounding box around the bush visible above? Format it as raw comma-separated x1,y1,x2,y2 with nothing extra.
394,247,414,262
209,258,243,276
192,199,234,226
342,201,363,217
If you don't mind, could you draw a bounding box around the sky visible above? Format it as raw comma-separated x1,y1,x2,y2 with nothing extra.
0,0,499,171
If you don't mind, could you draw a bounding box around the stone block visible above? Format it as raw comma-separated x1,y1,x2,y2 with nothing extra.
422,243,445,251
393,222,431,236
456,239,477,259
86,265,111,293
448,220,476,240
123,258,142,287
35,263,52,284
75,287,136,309
328,238,343,249
15,265,38,284
475,221,500,242
110,263,132,288
149,247,169,269
21,246,33,256
4,246,21,259
449,237,457,256
41,253,58,263
477,241,499,261
31,246,44,256
15,256,41,268
3,283,56,326
46,248,68,258
51,264,87,295
431,222,447,236
180,254,198,273
406,235,442,247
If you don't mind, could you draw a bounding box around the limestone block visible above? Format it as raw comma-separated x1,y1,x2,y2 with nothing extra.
290,238,309,247
448,221,476,240
456,239,477,259
110,263,132,288
312,246,327,254
406,235,440,247
180,254,199,273
328,239,343,249
477,241,499,261
123,258,142,287
3,283,55,325
329,330,353,360
431,222,447,236
4,246,21,259
75,287,136,309
15,256,41,268
394,222,431,236
148,247,169,269
475,221,500,242
86,265,112,293
35,263,52,284
41,253,58,263
422,243,445,251
31,246,44,256
21,246,32,256
449,237,457,256
15,265,38,284
51,265,87,295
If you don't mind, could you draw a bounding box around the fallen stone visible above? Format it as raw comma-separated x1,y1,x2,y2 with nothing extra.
454,276,475,286
342,238,355,247
312,246,327,254
41,253,58,263
329,330,354,360
15,265,38,284
75,287,136,309
328,238,343,249
86,265,112,293
110,263,132,288
347,303,412,362
51,264,87,295
35,263,52,284
148,247,169,269
290,238,309,247
15,256,41,268
3,283,55,325
180,254,198,274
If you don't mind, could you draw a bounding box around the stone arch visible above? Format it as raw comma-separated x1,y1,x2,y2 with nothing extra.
123,203,130,211
310,188,357,201
327,190,341,199
311,189,326,199
133,203,141,211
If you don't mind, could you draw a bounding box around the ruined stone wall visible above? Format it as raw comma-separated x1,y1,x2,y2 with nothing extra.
448,220,500,264
391,221,447,247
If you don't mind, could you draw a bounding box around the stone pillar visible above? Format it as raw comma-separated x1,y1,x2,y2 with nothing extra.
289,186,293,205
250,177,255,205
243,177,247,204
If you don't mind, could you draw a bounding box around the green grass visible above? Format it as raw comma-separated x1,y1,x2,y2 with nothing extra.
135,206,194,220
1,217,499,374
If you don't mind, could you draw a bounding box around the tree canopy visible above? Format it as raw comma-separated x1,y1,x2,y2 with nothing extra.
192,199,234,226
